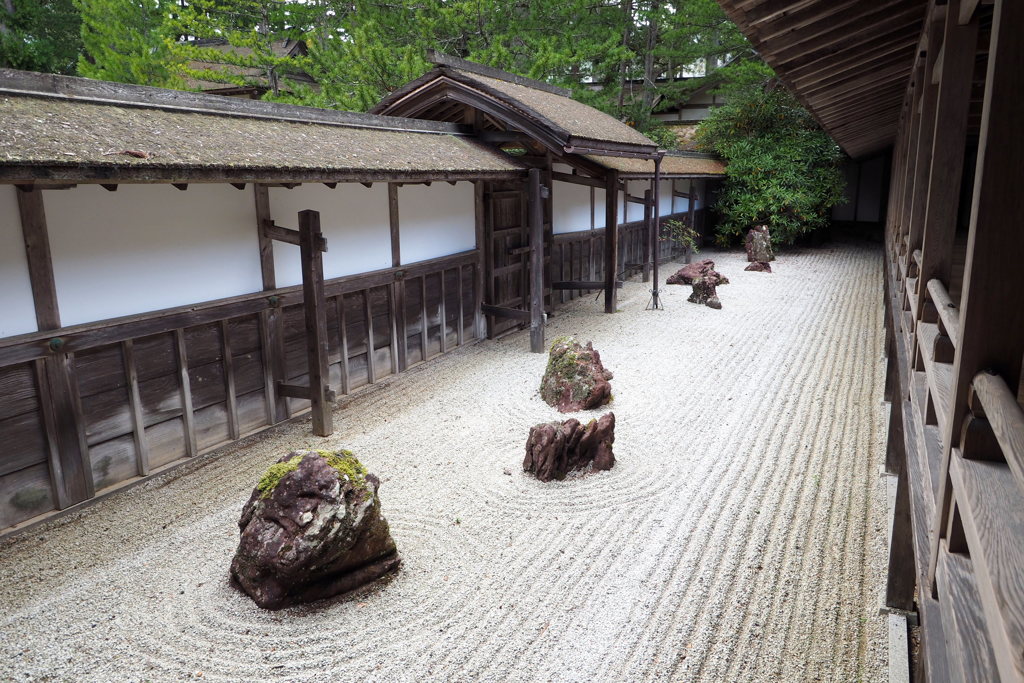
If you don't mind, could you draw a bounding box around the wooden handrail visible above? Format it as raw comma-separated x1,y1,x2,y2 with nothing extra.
972,371,1024,492
927,278,961,344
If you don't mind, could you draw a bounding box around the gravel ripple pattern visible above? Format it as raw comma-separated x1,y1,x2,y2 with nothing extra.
0,242,888,682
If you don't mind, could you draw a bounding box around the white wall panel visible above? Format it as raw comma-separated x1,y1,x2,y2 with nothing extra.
270,183,391,285
594,188,607,229
46,184,262,327
397,182,476,264
0,185,38,337
552,180,592,234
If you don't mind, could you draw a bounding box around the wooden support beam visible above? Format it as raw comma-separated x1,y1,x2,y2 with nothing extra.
552,280,621,290
364,289,376,384
174,328,198,456
33,359,69,510
528,168,546,353
297,210,333,437
253,184,276,291
277,381,337,402
480,304,531,322
388,183,401,268
17,187,60,330
220,319,239,441
389,184,407,373
263,223,328,252
551,170,605,189
121,339,150,477
42,352,92,503
474,181,486,340
604,170,619,314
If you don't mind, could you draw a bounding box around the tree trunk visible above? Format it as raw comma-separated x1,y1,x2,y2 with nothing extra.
641,0,660,113
616,0,632,114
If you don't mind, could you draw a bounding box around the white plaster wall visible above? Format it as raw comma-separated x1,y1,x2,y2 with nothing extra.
594,188,607,229
396,182,476,265
270,183,391,285
552,180,592,234
0,186,38,338
660,180,674,216
625,181,645,223
46,184,263,327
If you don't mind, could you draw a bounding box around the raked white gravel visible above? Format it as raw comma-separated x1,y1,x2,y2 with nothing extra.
0,242,889,682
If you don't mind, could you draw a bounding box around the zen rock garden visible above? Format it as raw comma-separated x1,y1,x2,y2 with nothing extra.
231,449,400,610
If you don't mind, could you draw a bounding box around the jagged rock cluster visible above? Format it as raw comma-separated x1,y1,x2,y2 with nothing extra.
523,413,616,482
539,336,614,413
231,450,400,610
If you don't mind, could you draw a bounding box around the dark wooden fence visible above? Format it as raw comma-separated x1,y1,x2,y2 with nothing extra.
0,251,478,532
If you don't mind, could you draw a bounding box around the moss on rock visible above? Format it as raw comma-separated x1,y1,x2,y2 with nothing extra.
257,455,304,499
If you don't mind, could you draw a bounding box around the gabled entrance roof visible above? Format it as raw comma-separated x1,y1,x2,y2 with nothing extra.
371,52,660,158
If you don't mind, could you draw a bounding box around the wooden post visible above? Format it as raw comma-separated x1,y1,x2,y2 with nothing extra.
913,0,979,318
604,169,619,313
253,183,287,422
528,168,546,353
297,210,333,437
389,183,407,372
650,157,663,309
642,188,653,283
17,187,60,330
688,179,696,247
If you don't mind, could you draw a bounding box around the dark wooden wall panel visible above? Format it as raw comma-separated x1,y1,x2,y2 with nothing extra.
0,463,54,528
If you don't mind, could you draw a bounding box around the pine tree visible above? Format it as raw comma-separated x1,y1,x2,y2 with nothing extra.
0,0,82,74
76,0,182,86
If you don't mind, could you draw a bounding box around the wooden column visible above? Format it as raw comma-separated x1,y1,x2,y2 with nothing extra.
17,188,60,330
528,168,546,353
604,170,619,313
253,183,288,423
650,157,663,309
913,0,979,318
297,210,333,437
687,180,696,246
642,188,652,282
474,181,487,340
389,183,407,372
18,187,93,506
928,0,1024,625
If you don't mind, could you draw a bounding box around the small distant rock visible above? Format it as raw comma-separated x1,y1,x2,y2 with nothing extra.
523,413,616,482
745,261,772,273
539,337,613,413
230,450,400,610
745,225,775,262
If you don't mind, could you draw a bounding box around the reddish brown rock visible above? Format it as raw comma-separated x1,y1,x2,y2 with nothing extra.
230,450,400,610
667,259,716,285
688,275,722,309
745,224,775,262
540,337,613,413
523,413,616,482
745,261,772,273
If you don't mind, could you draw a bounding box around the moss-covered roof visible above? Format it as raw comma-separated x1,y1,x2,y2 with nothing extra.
449,70,656,149
586,153,725,177
0,71,525,183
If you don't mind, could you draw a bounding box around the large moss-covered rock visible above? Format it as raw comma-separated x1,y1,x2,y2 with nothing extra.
539,337,613,413
688,275,723,309
230,450,400,610
523,413,615,482
667,259,716,285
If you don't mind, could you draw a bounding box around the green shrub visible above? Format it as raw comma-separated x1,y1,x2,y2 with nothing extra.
695,86,845,245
